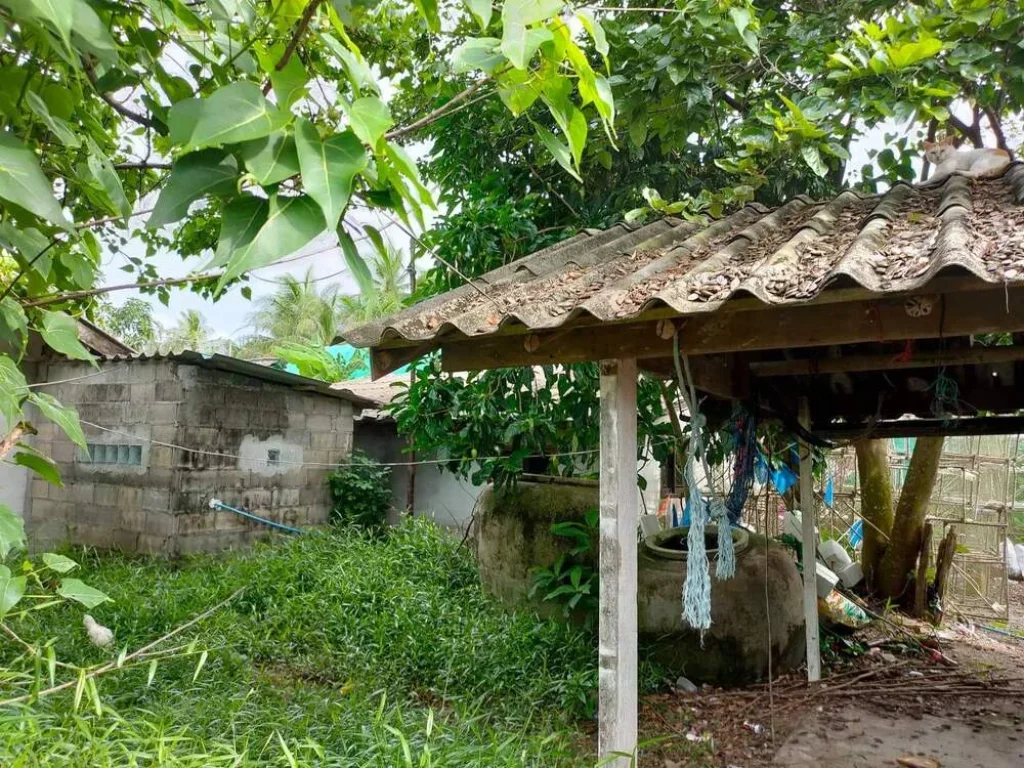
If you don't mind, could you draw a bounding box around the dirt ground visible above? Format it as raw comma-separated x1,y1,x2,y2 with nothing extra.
637,582,1024,768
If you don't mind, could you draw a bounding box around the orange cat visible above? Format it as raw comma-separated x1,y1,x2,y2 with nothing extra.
922,136,1011,184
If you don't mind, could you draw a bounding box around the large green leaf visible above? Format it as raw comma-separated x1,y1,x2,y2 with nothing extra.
209,195,268,269
321,34,376,94
218,195,325,287
888,38,943,69
25,92,80,148
7,0,73,58
256,43,309,109
294,121,368,230
14,450,62,486
801,144,828,177
452,38,506,74
0,356,28,427
148,150,239,229
0,297,28,350
39,310,95,362
0,223,52,278
0,564,26,617
169,82,288,152
239,132,300,185
338,229,374,294
497,70,543,116
534,123,581,181
346,97,393,147
466,0,492,30
42,552,78,573
58,578,111,609
28,392,87,450
0,506,26,560
412,0,440,31
0,133,71,230
500,23,552,69
576,10,608,57
501,0,563,26
86,139,131,221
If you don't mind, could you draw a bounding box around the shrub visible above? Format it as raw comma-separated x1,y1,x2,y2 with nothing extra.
327,452,392,528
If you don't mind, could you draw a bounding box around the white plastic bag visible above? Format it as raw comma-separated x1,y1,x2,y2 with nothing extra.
1006,538,1022,580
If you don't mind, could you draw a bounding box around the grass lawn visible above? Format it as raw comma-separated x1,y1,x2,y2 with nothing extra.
1,520,605,766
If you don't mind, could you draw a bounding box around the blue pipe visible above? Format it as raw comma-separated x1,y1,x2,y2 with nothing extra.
208,498,303,535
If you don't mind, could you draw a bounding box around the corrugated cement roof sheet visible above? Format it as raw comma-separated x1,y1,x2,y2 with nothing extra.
98,349,378,409
342,164,1024,348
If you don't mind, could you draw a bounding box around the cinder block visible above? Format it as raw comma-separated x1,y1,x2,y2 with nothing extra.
148,402,179,426
145,511,178,537
142,487,171,512
137,533,174,556
125,364,157,384
104,383,129,401
154,380,183,402
309,432,334,451
30,477,52,501
118,507,148,531
286,413,306,430
68,481,95,505
149,445,178,468
117,486,143,509
94,484,118,507
50,441,76,463
110,528,140,552
278,488,301,507
130,383,156,402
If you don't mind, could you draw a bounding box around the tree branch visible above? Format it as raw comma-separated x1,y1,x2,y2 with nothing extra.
527,164,579,219
262,0,324,96
20,272,223,308
113,162,172,171
982,106,1009,153
718,90,746,113
386,78,493,141
82,57,162,132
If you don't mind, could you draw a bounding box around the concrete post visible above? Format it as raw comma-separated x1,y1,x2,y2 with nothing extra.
598,358,638,766
798,397,822,681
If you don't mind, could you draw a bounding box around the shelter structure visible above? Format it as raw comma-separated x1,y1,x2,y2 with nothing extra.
341,165,1024,765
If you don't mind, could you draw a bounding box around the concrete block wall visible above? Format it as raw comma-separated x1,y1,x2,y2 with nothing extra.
25,357,354,555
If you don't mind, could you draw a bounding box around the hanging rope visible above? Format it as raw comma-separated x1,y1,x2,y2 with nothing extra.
673,334,740,633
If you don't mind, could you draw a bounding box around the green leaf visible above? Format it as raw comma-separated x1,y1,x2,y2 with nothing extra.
576,10,608,57
147,659,158,687
0,356,28,428
42,552,78,573
501,0,563,26
0,132,71,230
801,144,828,177
39,310,95,362
0,505,26,559
8,0,73,58
13,451,62,486
68,0,119,62
466,0,492,29
218,195,325,287
169,82,288,152
25,92,80,148
501,24,552,70
452,38,505,74
729,7,758,54
192,649,208,681
0,297,28,350
888,38,943,69
346,97,393,147
239,132,300,186
57,578,111,609
0,564,26,617
412,0,440,32
85,140,131,221
294,121,368,230
338,229,374,294
28,392,87,450
363,224,388,258
497,69,543,116
534,123,581,181
320,34,376,94
0,224,52,278
209,196,268,269
148,150,239,229
259,45,309,109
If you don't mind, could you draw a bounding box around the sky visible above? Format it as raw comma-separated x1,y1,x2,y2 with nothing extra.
100,102,992,342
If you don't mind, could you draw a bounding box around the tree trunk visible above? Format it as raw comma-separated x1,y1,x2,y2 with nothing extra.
855,439,894,591
876,436,944,601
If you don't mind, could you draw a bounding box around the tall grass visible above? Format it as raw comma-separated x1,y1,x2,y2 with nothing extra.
1,519,602,766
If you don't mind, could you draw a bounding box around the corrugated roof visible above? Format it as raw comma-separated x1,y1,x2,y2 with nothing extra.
330,372,409,408
97,349,377,408
342,165,1024,348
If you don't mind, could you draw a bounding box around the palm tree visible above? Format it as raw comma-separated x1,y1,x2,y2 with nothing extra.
338,245,409,326
162,309,216,352
243,268,341,356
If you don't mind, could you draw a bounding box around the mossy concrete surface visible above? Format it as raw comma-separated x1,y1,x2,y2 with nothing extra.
473,478,598,616
638,531,805,684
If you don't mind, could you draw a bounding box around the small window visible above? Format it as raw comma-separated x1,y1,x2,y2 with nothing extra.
267,449,281,466
82,443,143,466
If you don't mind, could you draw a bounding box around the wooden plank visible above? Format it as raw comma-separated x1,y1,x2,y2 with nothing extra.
933,526,958,626
598,358,639,767
915,522,933,618
798,397,821,682
750,344,1024,377
815,415,1024,439
437,287,1024,373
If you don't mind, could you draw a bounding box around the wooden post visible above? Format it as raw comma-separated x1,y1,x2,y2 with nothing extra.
798,397,821,682
598,358,638,766
914,522,934,618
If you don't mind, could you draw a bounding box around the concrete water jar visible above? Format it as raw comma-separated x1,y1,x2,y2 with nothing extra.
637,525,806,685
